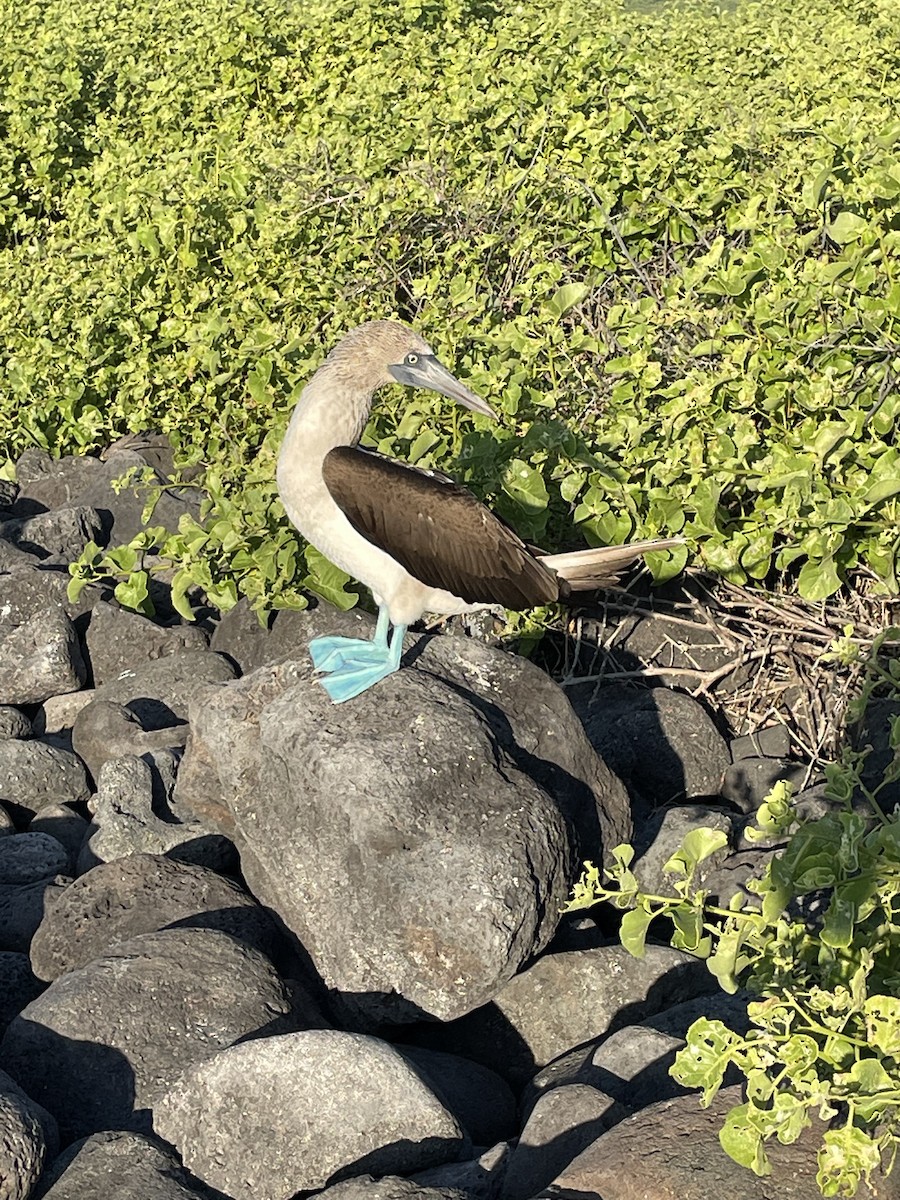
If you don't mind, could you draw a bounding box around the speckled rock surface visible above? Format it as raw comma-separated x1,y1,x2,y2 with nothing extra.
155,1030,467,1200
30,853,282,981
0,928,293,1141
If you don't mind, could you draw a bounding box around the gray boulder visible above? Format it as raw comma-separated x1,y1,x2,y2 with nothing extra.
36,1130,216,1200
30,853,282,981
77,754,235,874
0,608,87,706
72,700,188,784
720,757,809,815
0,565,109,632
317,1176,472,1200
175,637,630,1026
410,1142,510,1200
85,650,236,731
84,602,209,688
399,945,715,1086
0,832,70,885
27,806,89,874
632,804,734,896
0,706,32,740
548,1084,894,1199
0,738,91,823
569,685,731,804
154,1030,468,1200
0,505,105,563
0,928,293,1142
399,1047,516,1147
502,1084,621,1200
13,449,104,513
0,1068,56,1200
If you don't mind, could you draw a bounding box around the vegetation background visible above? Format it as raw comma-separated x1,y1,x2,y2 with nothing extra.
2,0,899,617
2,1,900,1194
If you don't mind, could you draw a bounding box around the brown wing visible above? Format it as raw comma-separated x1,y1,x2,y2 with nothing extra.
322,446,559,610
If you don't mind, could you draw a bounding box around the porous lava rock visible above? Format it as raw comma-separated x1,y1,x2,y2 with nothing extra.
30,853,282,981
154,1030,468,1200
0,928,293,1142
37,1130,216,1200
176,635,630,1026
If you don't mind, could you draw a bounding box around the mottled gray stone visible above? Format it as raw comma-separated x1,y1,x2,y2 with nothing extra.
30,853,283,982
0,805,14,837
0,707,31,740
77,755,235,874
399,1046,516,1146
176,638,629,1026
0,928,293,1142
0,505,104,562
72,700,188,784
0,565,109,633
730,725,791,760
0,738,91,824
721,757,810,815
400,946,715,1086
32,691,95,740
155,1031,467,1200
0,1072,53,1200
86,650,236,731
0,832,70,885
0,608,87,706
503,1085,621,1200
36,1130,215,1200
569,685,731,804
632,805,734,895
13,449,103,512
317,1175,471,1200
525,1025,688,1114
27,805,89,874
85,602,209,688
410,1141,509,1200
550,1084,897,1199
0,876,70,952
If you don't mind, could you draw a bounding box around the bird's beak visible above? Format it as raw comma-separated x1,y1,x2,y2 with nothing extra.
389,355,497,419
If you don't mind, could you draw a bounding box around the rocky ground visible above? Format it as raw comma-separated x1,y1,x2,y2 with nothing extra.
0,443,895,1200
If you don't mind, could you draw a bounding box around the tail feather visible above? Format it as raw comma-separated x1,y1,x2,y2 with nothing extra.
539,537,686,591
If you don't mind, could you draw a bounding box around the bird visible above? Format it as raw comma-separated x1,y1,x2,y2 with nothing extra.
276,319,684,703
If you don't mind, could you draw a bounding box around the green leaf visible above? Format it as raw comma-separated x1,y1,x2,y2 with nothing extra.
502,459,549,513
620,905,652,957
672,1018,738,1103
797,556,842,601
826,212,870,244
719,1103,771,1176
544,281,591,320
302,546,359,611
863,996,900,1056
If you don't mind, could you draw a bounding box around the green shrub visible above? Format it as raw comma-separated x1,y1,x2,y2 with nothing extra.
2,0,900,612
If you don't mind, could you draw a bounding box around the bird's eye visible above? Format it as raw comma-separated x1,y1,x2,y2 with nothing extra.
405,353,419,366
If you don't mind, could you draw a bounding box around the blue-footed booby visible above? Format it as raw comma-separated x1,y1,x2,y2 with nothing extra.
276,320,683,702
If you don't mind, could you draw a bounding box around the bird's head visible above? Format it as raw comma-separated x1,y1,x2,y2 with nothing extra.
327,320,496,418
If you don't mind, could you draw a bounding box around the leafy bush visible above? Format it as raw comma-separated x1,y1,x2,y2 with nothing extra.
567,628,900,1198
3,0,900,613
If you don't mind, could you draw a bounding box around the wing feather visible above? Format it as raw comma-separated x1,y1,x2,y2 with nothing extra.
322,446,558,609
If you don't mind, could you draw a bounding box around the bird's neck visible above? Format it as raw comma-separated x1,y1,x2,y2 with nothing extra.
282,370,374,463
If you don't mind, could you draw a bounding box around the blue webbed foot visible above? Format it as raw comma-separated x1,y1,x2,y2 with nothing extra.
318,654,401,703
309,634,384,673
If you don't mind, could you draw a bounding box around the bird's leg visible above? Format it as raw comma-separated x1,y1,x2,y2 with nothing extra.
308,605,390,672
317,621,407,704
